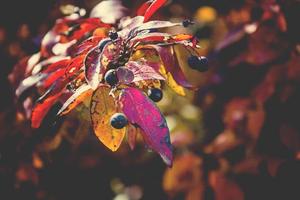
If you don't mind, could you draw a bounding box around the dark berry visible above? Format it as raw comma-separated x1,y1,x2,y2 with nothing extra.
182,19,194,27
187,56,208,72
108,30,118,40
108,61,119,69
110,113,128,129
104,69,118,86
98,38,111,52
148,88,163,102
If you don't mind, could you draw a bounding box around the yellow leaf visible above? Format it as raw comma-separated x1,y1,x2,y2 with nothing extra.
159,64,186,96
132,47,186,96
174,45,207,87
90,86,126,151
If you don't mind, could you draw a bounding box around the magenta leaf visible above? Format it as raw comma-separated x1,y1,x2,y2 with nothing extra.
119,87,173,166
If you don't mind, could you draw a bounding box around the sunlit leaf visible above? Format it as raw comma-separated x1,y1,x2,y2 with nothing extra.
90,86,126,151
137,20,181,32
84,40,112,89
32,56,69,75
131,47,188,96
16,73,47,97
57,84,93,116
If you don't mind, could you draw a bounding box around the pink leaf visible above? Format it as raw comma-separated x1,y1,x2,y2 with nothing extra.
120,87,173,166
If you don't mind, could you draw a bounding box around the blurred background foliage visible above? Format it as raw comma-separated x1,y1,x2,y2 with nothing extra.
1,0,300,200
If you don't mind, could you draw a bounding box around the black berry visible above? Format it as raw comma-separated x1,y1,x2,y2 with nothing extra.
188,56,208,72
182,19,194,27
110,113,128,129
108,30,118,40
148,88,163,102
104,69,118,86
98,38,111,52
108,61,119,69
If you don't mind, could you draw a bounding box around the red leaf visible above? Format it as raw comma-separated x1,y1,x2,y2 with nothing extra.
42,59,70,74
65,55,85,78
142,0,167,22
137,1,152,16
72,36,104,56
120,87,173,166
42,69,66,89
31,78,67,128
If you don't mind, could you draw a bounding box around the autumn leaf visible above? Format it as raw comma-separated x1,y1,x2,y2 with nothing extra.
140,0,167,22
84,39,112,89
31,78,67,128
57,84,93,116
131,47,187,96
126,124,139,150
90,86,126,151
116,61,165,85
119,87,173,166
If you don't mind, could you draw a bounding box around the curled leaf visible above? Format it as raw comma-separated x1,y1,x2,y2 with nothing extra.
120,87,173,166
57,84,93,116
84,46,102,89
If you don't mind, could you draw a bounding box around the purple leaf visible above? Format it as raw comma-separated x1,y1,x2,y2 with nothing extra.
119,87,173,166
116,61,165,84
116,67,135,84
127,61,165,82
